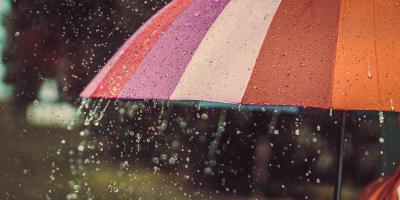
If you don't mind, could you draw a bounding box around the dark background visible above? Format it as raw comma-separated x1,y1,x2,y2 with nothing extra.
1,1,399,199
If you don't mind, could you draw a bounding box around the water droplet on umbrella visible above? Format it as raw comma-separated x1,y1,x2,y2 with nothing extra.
367,59,373,79
390,99,395,111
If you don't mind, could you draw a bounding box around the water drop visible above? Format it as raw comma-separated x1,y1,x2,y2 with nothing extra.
379,111,385,125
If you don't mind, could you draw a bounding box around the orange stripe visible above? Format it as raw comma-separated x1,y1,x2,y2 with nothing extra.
90,0,193,98
242,0,341,108
332,0,400,111
375,0,400,112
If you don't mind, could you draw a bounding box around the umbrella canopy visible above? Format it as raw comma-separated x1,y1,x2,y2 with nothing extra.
80,0,400,112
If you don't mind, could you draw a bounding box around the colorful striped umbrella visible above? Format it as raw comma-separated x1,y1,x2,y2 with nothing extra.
80,0,400,199
81,0,400,112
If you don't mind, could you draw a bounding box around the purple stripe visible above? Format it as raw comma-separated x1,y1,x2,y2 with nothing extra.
119,0,230,100
80,0,185,98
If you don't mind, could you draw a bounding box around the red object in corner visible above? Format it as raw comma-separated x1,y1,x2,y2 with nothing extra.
360,167,400,200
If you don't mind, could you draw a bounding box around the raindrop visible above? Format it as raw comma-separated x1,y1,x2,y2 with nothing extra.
119,161,129,170
201,113,208,120
93,100,111,126
77,145,85,152
107,183,119,193
68,98,92,130
390,99,395,111
154,166,160,173
152,157,159,164
204,167,212,175
379,111,385,125
168,155,177,165
160,154,168,161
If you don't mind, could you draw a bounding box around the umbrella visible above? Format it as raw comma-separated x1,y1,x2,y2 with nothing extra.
81,0,400,199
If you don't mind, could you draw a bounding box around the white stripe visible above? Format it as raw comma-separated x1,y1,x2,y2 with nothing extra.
170,0,281,103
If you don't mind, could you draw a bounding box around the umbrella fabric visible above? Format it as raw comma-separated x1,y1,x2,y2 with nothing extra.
81,0,400,112
360,167,400,200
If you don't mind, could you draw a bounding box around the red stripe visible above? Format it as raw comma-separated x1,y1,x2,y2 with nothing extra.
90,0,194,98
241,0,341,108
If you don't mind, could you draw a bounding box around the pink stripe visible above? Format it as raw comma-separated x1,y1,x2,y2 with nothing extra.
119,0,230,100
80,1,187,98
84,0,194,98
80,41,129,98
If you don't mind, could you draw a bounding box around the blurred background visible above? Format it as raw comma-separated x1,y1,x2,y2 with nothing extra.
0,0,399,199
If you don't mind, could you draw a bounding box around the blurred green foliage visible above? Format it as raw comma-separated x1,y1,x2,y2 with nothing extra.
0,0,12,100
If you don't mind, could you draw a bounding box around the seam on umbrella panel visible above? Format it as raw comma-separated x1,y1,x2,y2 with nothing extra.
372,0,382,110
330,0,344,110
238,0,285,104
